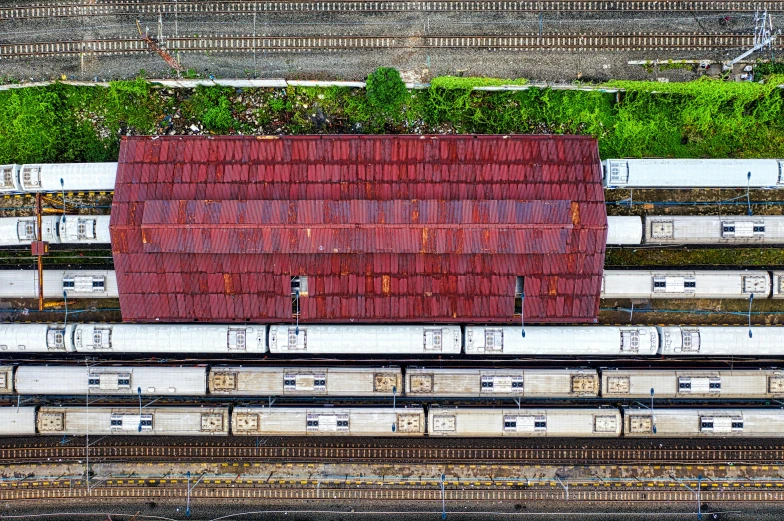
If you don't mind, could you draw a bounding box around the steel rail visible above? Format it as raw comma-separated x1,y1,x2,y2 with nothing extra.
2,444,784,464
0,33,771,59
2,0,783,20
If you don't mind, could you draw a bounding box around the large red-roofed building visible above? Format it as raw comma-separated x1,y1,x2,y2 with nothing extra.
110,135,606,323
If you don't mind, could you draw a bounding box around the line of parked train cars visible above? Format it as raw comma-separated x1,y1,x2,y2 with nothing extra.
2,365,784,400
2,269,783,300
2,159,783,193
1,404,782,438
4,215,784,247
2,323,784,356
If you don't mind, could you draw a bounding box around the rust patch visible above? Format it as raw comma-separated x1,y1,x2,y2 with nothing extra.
382,275,391,296
571,202,581,226
178,200,188,224
549,276,559,296
223,273,236,295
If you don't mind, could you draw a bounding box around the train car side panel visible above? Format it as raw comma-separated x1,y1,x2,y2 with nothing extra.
602,270,770,299
623,409,784,437
268,325,461,354
232,407,426,436
0,324,73,353
427,408,621,437
602,370,776,398
15,366,208,395
208,367,401,396
660,326,784,356
72,324,267,353
405,368,598,398
21,163,117,192
0,407,37,435
603,159,784,188
36,407,229,436
464,326,658,356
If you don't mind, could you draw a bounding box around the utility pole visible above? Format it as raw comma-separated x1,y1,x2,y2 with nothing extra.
724,9,778,70
33,193,49,310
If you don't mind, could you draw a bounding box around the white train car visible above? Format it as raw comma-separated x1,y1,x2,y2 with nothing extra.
773,272,784,299
232,406,426,436
405,368,599,398
8,163,117,193
606,216,643,245
15,365,208,396
623,408,784,437
0,270,118,299
601,270,770,299
36,406,229,436
268,325,462,355
602,369,784,399
427,407,622,437
0,366,12,394
0,216,112,247
603,158,784,189
0,324,73,352
659,326,784,356
208,366,401,396
0,407,37,435
59,215,112,244
644,215,784,245
464,326,659,356
0,216,59,246
72,324,267,354
0,165,21,192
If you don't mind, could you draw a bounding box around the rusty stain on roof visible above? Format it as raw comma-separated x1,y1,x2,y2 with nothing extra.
111,135,606,323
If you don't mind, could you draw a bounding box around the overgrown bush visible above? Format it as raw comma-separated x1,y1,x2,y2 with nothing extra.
202,97,234,132
0,84,116,163
754,60,784,81
365,67,409,115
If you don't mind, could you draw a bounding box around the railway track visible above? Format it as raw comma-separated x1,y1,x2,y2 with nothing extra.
3,443,784,464
2,0,782,20
0,33,771,59
2,483,784,502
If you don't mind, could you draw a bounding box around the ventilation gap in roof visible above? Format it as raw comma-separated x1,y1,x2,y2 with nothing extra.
291,276,308,317
291,276,308,297
514,276,524,316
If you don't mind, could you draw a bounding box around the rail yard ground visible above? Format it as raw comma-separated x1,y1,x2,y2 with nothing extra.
1,1,781,81
4,436,784,519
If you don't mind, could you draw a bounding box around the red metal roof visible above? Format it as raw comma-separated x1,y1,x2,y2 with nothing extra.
111,135,606,323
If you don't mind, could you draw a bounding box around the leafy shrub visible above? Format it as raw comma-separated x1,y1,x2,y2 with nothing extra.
365,67,409,114
202,97,234,132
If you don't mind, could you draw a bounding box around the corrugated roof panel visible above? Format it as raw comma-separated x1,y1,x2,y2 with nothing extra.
112,135,605,323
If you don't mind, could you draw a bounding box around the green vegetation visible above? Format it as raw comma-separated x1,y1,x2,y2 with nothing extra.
1,69,783,164
179,86,239,132
605,247,784,267
429,76,528,89
365,67,409,116
0,79,159,163
754,61,784,81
